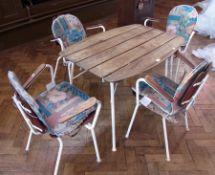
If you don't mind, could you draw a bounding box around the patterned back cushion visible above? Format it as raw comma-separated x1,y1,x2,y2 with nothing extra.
8,71,48,129
51,14,86,48
166,5,198,43
173,61,208,106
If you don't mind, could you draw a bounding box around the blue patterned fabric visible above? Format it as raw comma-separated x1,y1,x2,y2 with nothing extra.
152,74,178,97
166,5,198,43
36,82,96,136
52,14,86,47
138,74,179,113
135,61,209,117
8,71,96,136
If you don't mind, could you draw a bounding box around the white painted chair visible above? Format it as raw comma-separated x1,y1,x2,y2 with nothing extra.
8,64,102,175
144,5,198,80
126,61,211,161
51,14,106,84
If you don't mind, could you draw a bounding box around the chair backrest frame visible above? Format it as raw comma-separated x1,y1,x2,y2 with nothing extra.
8,71,48,134
51,14,86,48
166,5,198,44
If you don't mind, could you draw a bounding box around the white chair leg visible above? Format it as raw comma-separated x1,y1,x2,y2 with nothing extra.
90,128,101,162
53,56,64,82
162,117,170,161
184,111,190,131
170,55,174,79
54,137,63,175
68,62,74,84
165,59,169,77
25,130,33,151
110,82,117,152
125,104,140,138
175,59,181,82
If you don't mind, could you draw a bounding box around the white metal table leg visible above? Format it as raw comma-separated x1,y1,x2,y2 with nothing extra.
162,117,170,161
110,82,117,152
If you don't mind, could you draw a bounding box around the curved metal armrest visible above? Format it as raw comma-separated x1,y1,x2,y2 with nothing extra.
176,52,195,69
86,24,106,32
135,76,174,104
23,64,55,90
50,38,64,51
144,17,160,26
179,31,196,54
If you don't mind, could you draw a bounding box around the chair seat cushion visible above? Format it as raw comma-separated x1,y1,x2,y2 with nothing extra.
36,81,96,136
137,74,179,114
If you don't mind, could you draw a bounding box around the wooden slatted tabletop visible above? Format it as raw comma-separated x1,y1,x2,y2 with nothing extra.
60,24,184,82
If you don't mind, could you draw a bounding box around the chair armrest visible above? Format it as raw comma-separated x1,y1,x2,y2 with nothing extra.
176,52,195,69
86,24,106,32
59,97,97,123
23,64,55,90
50,38,64,51
136,76,174,103
144,17,160,26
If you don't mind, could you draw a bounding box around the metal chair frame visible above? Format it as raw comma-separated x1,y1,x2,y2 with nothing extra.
125,73,209,161
144,5,198,80
10,64,102,175
51,15,106,84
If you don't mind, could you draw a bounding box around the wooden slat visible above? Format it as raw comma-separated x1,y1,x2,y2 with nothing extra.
65,25,151,63
104,36,184,82
60,24,142,57
89,32,176,78
77,28,163,70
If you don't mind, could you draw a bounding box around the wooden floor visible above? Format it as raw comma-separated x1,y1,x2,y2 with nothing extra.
1,1,215,175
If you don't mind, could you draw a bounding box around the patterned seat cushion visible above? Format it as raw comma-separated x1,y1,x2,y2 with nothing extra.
138,74,179,114
36,82,96,136
51,14,86,47
166,5,198,44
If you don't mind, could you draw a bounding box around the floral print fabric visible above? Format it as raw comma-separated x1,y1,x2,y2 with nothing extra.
52,14,86,47
166,5,198,43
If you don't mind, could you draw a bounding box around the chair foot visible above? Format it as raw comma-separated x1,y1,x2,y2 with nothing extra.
112,148,117,152
166,157,171,162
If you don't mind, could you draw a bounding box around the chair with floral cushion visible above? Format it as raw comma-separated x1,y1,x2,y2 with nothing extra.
125,60,211,161
144,5,198,79
51,14,106,84
8,64,102,175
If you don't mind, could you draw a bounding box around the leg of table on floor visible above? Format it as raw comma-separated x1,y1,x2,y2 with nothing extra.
110,82,117,152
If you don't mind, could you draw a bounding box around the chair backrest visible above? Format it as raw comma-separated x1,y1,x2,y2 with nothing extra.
179,62,211,106
166,5,198,44
173,61,211,107
8,71,47,134
51,14,86,48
